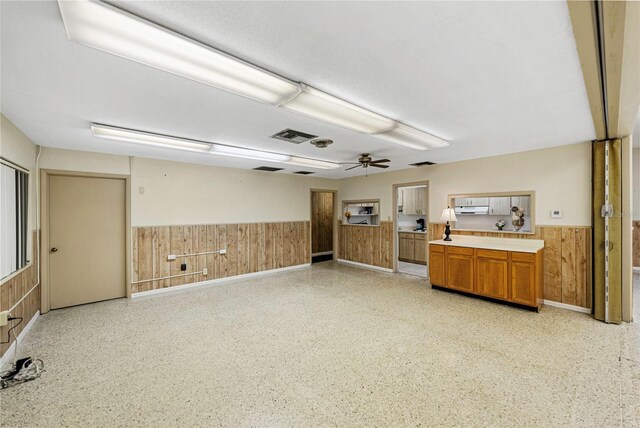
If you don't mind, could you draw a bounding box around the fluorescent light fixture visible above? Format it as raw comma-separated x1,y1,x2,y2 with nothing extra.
373,123,449,150
281,85,396,134
211,144,291,162
91,124,213,152
58,0,300,105
285,156,340,170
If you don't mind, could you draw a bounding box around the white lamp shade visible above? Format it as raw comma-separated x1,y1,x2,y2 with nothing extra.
440,208,457,222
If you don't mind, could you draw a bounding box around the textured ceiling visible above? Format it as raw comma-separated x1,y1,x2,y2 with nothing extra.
1,1,596,178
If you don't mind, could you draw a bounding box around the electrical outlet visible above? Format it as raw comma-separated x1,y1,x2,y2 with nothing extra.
167,254,176,261
180,263,187,271
219,249,227,255
0,310,9,327
202,268,208,276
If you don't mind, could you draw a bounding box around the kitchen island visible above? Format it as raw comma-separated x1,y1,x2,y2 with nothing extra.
429,235,544,309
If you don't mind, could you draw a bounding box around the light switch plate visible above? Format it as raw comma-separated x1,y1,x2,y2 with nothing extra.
167,254,176,261
219,249,227,255
550,210,563,219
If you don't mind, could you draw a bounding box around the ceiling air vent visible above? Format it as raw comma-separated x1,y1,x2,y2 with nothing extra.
270,128,318,144
253,166,284,172
410,161,437,167
293,171,314,175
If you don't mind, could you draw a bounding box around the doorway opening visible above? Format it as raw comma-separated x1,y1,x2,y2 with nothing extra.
393,182,429,278
310,190,336,264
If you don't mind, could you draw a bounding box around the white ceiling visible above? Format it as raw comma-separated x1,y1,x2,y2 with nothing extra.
1,1,596,178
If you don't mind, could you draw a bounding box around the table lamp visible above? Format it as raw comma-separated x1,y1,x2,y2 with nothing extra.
440,207,457,241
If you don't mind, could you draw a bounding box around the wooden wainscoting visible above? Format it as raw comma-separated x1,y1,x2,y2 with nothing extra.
132,221,310,293
0,231,40,358
428,223,592,309
633,221,640,268
338,221,393,269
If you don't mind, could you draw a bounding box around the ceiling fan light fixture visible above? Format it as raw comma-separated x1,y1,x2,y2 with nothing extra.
91,124,213,152
281,84,396,134
374,123,449,150
58,0,300,105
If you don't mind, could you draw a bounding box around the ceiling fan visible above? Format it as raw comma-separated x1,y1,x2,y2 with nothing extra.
343,153,390,175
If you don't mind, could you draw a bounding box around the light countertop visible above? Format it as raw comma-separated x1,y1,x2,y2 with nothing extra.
398,230,427,234
429,235,544,253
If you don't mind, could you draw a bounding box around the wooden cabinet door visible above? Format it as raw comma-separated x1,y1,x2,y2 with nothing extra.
489,197,510,215
429,247,445,286
446,252,474,293
414,237,427,263
399,236,414,260
511,197,529,213
415,189,424,215
476,256,509,300
403,189,417,215
511,261,536,306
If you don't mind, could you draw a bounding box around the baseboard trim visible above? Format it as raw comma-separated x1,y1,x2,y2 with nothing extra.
132,264,311,299
543,300,591,314
337,259,393,273
0,310,40,367
312,251,333,257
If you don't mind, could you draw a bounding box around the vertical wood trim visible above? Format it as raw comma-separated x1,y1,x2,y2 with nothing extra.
131,222,310,293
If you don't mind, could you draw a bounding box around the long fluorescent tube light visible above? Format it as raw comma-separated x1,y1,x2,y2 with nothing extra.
211,144,291,162
280,85,396,134
373,123,449,150
285,156,340,170
66,1,449,150
58,0,300,105
91,124,213,152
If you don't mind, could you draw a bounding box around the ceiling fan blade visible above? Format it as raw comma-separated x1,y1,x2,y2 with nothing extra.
345,164,362,171
369,164,389,168
340,162,361,165
370,159,390,164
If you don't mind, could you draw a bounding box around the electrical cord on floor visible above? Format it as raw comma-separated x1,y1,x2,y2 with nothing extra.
0,316,45,390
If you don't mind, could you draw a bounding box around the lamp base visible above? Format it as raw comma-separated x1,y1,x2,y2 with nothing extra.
444,223,452,241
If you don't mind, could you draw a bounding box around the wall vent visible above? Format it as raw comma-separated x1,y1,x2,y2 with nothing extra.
270,128,318,144
410,161,437,167
293,171,314,175
253,166,284,172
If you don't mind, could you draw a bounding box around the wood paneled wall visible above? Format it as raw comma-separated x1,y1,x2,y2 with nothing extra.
633,221,640,267
429,223,592,309
311,192,334,254
338,221,393,269
132,222,310,294
1,231,40,358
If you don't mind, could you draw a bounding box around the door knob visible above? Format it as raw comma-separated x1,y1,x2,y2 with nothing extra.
50,247,58,253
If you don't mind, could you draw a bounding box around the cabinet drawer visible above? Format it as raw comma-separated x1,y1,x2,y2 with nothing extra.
399,232,415,239
447,246,474,256
512,252,535,263
476,249,508,260
414,233,426,240
430,244,445,253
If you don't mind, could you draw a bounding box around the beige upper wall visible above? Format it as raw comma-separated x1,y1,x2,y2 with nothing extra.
38,147,337,226
338,143,592,226
39,147,131,176
633,147,640,220
131,157,336,226
1,113,37,232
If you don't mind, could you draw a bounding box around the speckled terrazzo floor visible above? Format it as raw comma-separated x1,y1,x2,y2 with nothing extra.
1,264,639,427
